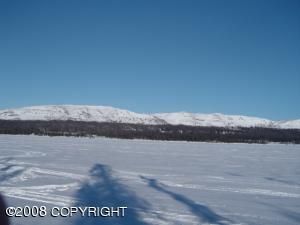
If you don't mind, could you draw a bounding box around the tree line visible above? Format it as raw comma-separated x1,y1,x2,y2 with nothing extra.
0,120,299,144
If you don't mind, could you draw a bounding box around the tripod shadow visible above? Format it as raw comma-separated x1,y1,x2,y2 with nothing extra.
140,176,231,225
74,164,151,225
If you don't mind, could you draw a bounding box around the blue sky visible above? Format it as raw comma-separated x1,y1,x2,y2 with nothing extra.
0,0,299,120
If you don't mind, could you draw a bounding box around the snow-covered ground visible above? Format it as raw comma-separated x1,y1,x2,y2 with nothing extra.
0,135,299,225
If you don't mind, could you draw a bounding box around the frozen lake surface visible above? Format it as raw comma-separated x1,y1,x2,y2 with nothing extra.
0,135,299,225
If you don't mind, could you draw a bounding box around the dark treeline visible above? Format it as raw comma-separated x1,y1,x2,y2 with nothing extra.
0,120,299,144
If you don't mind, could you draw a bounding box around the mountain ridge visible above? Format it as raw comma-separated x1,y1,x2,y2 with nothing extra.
0,105,299,129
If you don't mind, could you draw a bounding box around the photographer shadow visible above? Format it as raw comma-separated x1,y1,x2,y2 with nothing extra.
74,164,151,225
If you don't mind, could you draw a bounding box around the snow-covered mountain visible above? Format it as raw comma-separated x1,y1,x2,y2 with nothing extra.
154,112,275,128
275,119,300,129
0,105,299,129
0,105,165,125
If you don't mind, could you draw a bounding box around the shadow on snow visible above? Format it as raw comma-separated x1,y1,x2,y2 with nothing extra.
140,176,232,225
74,164,151,225
0,157,25,183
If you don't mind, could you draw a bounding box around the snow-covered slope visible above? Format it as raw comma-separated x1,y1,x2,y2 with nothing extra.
0,105,165,125
275,119,300,129
154,112,275,128
0,105,299,129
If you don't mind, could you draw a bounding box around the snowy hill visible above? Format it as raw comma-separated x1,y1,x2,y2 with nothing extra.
0,105,165,125
0,105,299,129
154,112,275,128
275,119,300,129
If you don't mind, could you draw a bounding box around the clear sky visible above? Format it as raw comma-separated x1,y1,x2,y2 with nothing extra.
0,0,299,120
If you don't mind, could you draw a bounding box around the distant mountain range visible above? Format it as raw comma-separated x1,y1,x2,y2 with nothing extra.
0,105,299,129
